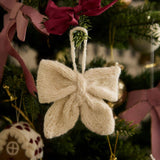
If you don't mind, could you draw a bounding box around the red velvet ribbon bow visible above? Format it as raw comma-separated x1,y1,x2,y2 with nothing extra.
44,0,118,35
0,0,49,95
120,83,160,160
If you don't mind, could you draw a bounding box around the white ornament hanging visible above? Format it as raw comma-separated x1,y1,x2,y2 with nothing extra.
130,23,160,54
37,27,121,139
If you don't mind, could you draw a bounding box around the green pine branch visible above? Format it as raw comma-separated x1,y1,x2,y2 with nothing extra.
115,118,138,137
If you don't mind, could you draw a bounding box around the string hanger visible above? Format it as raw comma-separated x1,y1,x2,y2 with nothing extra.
69,26,88,74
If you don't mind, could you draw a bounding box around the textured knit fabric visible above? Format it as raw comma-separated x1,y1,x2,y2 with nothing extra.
37,27,121,138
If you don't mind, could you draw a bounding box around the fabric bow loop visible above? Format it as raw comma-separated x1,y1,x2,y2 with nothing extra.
1,0,48,41
9,2,23,20
73,5,82,15
120,83,160,160
13,3,28,42
0,0,16,12
37,60,121,104
44,0,118,35
148,87,160,107
0,0,49,95
2,1,28,41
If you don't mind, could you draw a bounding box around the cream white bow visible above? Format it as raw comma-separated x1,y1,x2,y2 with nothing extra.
37,27,121,138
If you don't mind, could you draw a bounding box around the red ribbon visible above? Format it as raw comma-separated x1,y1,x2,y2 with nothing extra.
0,0,49,95
44,0,118,35
120,83,160,160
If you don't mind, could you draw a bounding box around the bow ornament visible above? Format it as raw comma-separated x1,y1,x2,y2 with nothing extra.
44,0,118,35
0,0,49,95
120,83,160,160
37,27,121,138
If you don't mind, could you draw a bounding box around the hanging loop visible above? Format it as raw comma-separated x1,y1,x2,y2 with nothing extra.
69,26,88,74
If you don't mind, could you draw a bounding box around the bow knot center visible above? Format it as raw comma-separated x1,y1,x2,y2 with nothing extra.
148,88,160,106
76,73,87,103
73,5,82,15
9,2,23,20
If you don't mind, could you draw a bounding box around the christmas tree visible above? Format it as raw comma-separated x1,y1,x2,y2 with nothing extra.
0,0,160,159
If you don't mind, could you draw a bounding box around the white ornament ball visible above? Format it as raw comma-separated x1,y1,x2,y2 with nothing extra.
130,24,160,54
